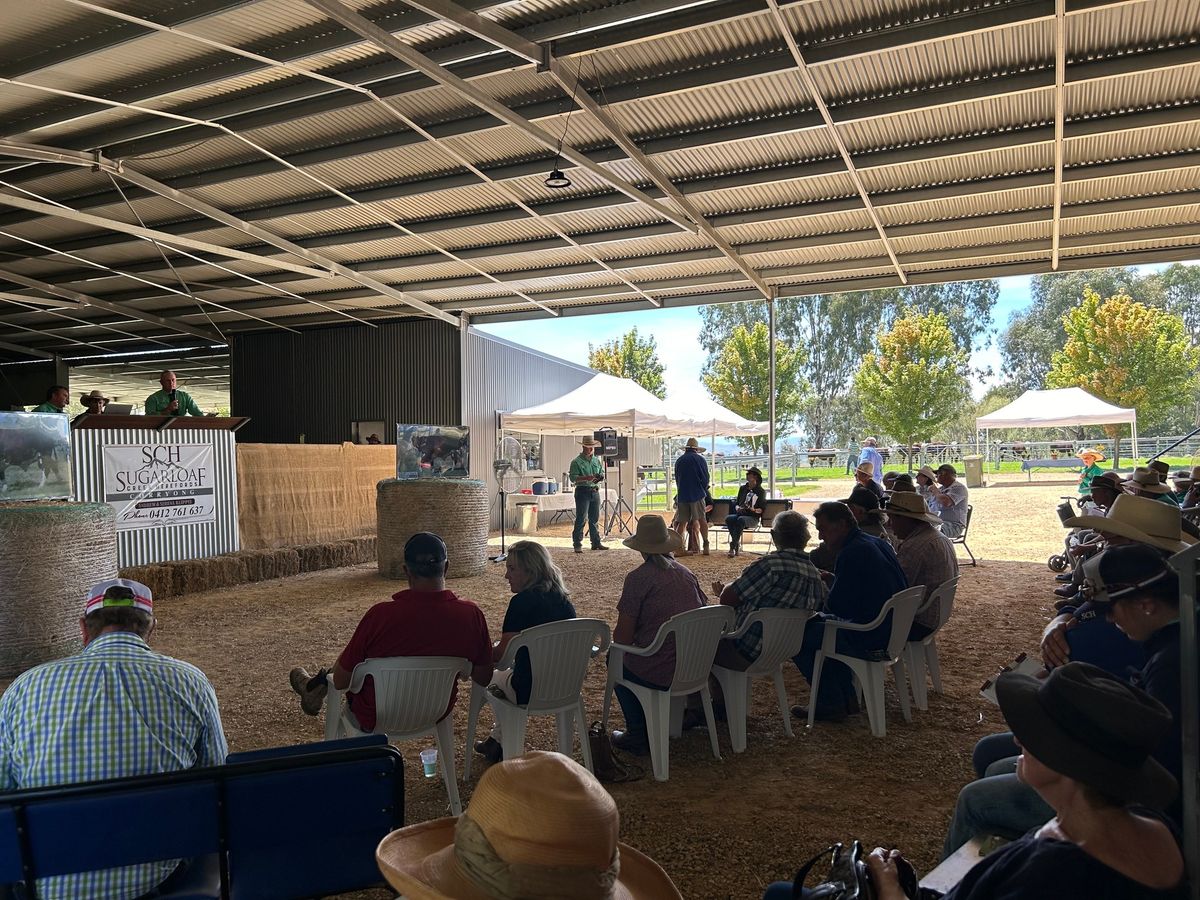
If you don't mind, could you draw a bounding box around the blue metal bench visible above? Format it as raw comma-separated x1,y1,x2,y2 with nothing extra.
1,735,403,900
1020,458,1083,480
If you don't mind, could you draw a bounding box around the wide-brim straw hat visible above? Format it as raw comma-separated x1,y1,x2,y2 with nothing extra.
885,491,942,526
1065,493,1195,553
917,465,937,481
1077,446,1105,462
580,438,602,448
996,662,1176,810
855,461,874,477
1122,466,1170,495
376,752,682,900
79,389,110,404
623,514,684,555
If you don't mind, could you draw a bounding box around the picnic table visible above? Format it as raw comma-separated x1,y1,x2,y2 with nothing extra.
806,448,838,466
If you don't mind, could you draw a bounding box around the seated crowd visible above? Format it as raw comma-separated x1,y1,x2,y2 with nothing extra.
1,450,1193,900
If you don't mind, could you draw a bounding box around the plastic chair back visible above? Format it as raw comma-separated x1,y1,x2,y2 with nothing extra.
928,575,960,631
954,506,973,542
738,608,816,676
883,587,926,661
707,498,735,524
509,618,611,712
660,606,735,692
759,499,792,527
353,656,470,736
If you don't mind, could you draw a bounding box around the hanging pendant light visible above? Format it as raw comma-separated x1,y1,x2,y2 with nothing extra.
544,168,571,189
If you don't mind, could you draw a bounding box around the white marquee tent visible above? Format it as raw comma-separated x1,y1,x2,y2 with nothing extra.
975,387,1138,455
501,372,767,439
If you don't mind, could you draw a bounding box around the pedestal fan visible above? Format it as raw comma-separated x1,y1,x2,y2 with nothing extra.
491,436,525,562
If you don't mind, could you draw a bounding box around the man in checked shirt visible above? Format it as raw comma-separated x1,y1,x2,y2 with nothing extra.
0,578,227,900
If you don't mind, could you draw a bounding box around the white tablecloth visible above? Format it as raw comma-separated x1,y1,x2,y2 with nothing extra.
506,489,617,516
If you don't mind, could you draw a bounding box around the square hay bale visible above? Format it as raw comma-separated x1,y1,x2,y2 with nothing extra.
118,565,175,600
271,548,302,579
347,536,377,564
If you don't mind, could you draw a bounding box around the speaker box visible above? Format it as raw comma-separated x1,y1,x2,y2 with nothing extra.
594,428,618,457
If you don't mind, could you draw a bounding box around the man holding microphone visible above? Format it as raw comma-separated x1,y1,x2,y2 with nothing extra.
145,370,212,417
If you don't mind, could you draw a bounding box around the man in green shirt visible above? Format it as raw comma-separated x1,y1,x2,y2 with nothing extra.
569,437,608,554
30,385,69,413
145,370,208,417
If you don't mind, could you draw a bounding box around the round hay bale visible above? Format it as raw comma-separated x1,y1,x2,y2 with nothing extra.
377,479,489,579
0,502,117,677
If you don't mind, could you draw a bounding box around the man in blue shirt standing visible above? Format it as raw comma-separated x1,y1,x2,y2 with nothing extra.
858,437,885,489
792,501,907,721
673,437,711,555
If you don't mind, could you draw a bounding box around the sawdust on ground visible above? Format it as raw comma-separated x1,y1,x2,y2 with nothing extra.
4,477,1077,899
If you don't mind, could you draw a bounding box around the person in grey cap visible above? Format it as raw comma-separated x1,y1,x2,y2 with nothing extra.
289,532,493,725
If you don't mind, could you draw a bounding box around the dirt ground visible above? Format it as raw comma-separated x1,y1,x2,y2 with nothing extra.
4,477,1078,898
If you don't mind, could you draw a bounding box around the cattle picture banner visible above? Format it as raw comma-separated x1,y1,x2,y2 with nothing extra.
103,443,216,531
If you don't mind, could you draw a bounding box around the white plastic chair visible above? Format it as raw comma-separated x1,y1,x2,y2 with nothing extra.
711,608,816,753
807,586,925,738
325,656,470,814
602,605,735,781
463,618,612,779
902,576,960,711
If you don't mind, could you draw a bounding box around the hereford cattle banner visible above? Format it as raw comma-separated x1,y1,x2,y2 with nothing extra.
102,443,216,531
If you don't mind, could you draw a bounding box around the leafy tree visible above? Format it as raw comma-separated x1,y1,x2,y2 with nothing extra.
587,327,666,399
702,322,807,453
1046,289,1200,433
853,311,971,467
698,280,997,446
1158,263,1200,346
999,268,1161,388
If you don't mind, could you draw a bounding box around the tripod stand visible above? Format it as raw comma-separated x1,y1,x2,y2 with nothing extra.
604,457,636,536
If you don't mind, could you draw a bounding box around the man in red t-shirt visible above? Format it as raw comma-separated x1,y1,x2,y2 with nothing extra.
289,532,492,730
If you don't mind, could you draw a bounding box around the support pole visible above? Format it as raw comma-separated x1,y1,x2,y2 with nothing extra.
1167,543,1199,900
768,291,777,498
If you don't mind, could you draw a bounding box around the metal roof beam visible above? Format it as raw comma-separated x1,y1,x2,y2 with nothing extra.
0,339,54,359
1051,0,1066,269
0,268,223,344
307,0,697,235
398,0,767,295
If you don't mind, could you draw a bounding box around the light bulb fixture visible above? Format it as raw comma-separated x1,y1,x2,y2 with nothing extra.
544,168,571,189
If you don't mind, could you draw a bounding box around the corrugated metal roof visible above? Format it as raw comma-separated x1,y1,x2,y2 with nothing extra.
2,0,1199,356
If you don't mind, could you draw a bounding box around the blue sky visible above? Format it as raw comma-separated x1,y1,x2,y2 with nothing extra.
479,274,1037,405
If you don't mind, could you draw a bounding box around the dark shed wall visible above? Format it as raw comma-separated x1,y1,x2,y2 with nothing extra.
230,320,461,443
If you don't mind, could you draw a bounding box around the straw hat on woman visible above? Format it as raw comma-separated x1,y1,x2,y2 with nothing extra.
376,751,681,899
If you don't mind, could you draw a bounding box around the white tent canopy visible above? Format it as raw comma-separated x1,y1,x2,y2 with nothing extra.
500,372,768,438
975,387,1138,454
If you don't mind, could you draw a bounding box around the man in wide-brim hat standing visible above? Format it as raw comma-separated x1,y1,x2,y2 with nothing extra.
569,438,608,553
673,437,711,555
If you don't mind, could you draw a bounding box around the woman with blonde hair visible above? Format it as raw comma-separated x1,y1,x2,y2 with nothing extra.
474,540,575,764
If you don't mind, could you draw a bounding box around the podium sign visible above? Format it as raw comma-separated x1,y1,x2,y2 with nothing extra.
102,443,216,531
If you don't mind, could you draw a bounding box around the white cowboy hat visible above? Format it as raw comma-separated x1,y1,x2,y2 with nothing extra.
1077,447,1106,463
885,491,942,526
622,514,684,555
1065,494,1195,553
916,465,937,481
855,461,874,477
1122,467,1170,495
375,752,681,900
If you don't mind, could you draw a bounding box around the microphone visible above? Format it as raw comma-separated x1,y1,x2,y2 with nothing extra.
169,389,177,402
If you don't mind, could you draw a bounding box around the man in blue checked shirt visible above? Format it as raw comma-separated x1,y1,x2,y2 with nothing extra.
0,578,227,900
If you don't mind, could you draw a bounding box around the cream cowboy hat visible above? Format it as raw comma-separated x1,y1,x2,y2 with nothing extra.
1077,447,1105,463
916,465,937,481
885,491,942,526
1122,467,1170,495
623,514,684,555
580,437,602,448
855,461,874,477
375,752,682,900
1065,494,1195,553
79,389,110,404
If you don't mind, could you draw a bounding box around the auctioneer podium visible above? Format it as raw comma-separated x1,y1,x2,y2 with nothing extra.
70,416,249,568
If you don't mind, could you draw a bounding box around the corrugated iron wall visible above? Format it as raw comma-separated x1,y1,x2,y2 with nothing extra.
461,329,596,528
229,320,461,444
71,427,240,568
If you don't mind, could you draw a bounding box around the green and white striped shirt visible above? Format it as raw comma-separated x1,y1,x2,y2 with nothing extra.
0,632,227,899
